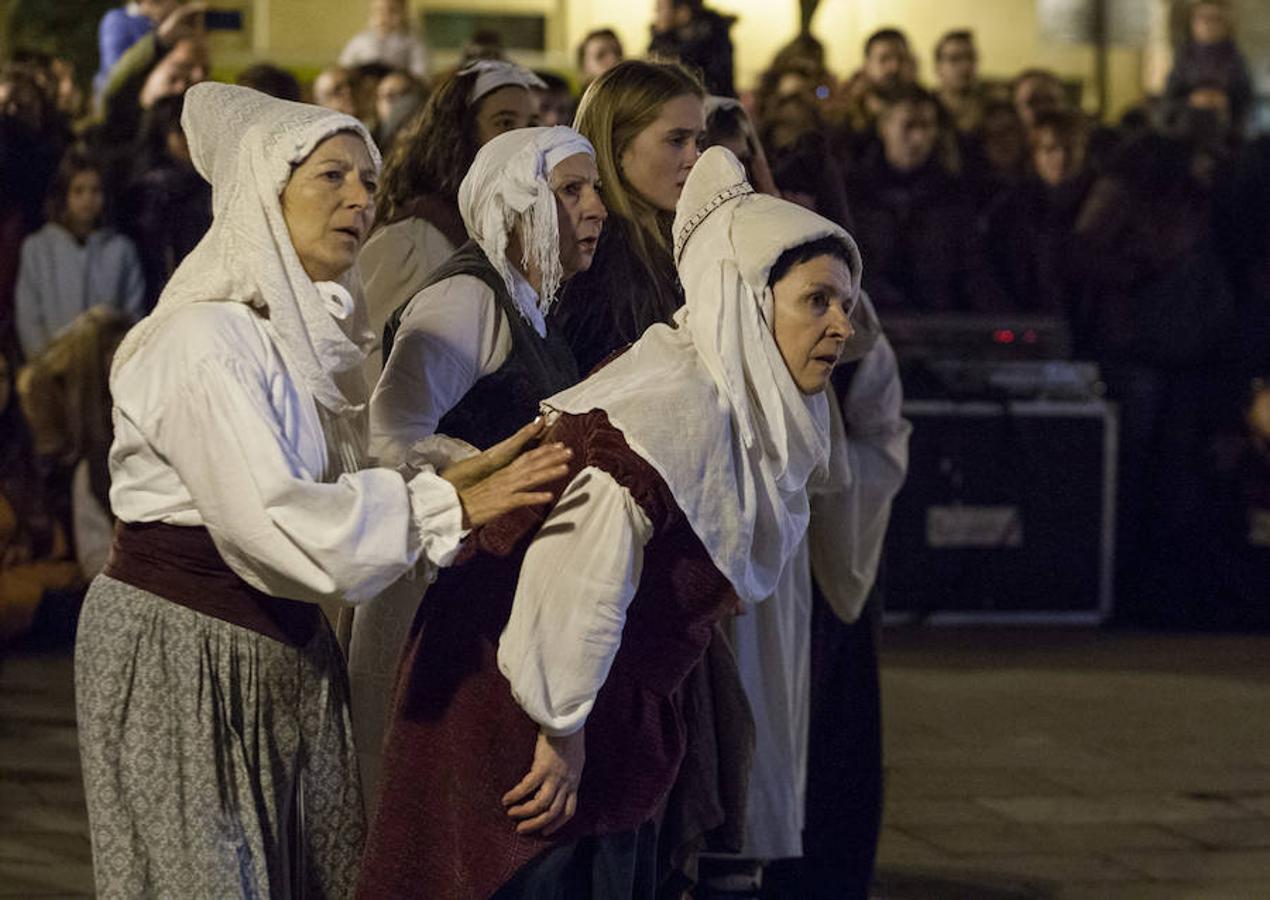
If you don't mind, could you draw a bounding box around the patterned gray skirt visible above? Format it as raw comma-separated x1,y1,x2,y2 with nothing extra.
75,575,365,899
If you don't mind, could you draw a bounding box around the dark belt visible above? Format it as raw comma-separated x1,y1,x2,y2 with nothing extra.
104,520,321,647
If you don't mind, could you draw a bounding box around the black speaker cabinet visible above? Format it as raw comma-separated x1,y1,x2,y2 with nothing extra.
884,400,1117,624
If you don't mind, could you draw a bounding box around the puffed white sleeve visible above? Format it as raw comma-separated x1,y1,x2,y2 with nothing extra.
369,276,509,468
808,334,911,622
151,352,465,606
496,466,654,736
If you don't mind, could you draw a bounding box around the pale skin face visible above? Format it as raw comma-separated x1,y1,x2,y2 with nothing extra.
864,39,908,90
1032,127,1074,187
1191,3,1230,44
619,93,706,213
375,72,414,123
509,153,607,293
474,85,538,146
1014,75,1064,129
65,170,104,238
879,99,939,172
771,254,856,394
370,0,408,34
581,36,621,82
280,133,377,283
314,68,356,117
935,38,977,93
548,153,607,278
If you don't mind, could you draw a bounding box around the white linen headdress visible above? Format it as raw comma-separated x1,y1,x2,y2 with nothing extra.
545,147,865,604
112,83,382,423
458,59,546,103
457,125,595,317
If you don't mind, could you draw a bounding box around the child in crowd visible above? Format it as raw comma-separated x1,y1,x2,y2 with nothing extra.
339,0,428,79
14,149,145,361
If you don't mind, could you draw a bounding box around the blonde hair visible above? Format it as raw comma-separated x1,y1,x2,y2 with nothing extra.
573,60,704,276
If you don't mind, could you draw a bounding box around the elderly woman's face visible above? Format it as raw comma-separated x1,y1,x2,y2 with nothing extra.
281,132,377,283
771,253,855,394
549,152,607,278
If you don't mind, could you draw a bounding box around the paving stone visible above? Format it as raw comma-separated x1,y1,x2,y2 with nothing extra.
874,827,950,866
883,799,1011,826
1235,795,1270,816
0,858,93,894
1058,883,1270,900
1163,818,1270,849
901,822,1197,856
0,832,92,865
885,767,1074,800
1111,849,1270,881
979,794,1254,826
910,852,1144,884
1044,767,1270,798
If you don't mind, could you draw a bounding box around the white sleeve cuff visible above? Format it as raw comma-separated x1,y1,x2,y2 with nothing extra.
405,468,469,569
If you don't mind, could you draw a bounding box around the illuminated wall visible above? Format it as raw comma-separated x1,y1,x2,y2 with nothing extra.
219,0,1149,117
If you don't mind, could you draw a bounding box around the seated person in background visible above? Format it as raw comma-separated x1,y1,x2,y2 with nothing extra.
846,84,1006,312
314,65,358,117
93,0,178,101
15,149,144,360
983,108,1091,313
0,349,82,645
17,307,133,581
577,28,624,89
339,0,428,79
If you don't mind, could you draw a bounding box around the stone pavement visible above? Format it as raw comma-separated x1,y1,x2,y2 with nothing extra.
1,628,1268,898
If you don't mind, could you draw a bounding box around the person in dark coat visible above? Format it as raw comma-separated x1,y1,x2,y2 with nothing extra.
846,84,1007,313
1165,0,1255,131
982,108,1091,313
649,0,737,97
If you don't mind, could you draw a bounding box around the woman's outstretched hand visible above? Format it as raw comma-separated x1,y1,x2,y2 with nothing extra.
503,729,585,836
440,417,572,527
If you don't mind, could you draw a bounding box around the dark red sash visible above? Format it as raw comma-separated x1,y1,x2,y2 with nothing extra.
103,521,321,647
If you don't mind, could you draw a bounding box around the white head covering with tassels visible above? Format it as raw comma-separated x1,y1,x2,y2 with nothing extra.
457,125,594,321
111,83,382,473
544,146,866,605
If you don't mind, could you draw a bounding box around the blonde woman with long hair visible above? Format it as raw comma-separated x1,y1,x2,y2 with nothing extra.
553,59,705,374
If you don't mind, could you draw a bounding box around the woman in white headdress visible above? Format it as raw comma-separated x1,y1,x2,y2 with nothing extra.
349,124,605,809
359,59,545,385
73,83,571,898
357,146,867,900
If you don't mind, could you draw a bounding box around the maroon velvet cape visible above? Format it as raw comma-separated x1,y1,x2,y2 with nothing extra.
357,411,738,900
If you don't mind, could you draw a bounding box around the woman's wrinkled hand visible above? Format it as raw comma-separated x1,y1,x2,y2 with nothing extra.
440,418,571,528
503,729,585,836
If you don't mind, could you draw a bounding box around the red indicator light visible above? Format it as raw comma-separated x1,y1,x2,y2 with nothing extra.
1022,329,1038,344
992,329,1016,344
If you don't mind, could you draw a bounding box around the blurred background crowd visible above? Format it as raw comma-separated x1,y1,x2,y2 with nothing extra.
1,0,1267,647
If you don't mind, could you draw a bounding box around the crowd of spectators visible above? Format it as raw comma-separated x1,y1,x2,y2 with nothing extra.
1,0,1267,640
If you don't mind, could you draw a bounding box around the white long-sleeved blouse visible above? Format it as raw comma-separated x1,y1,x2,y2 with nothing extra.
108,291,466,607
369,268,544,468
495,465,653,736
